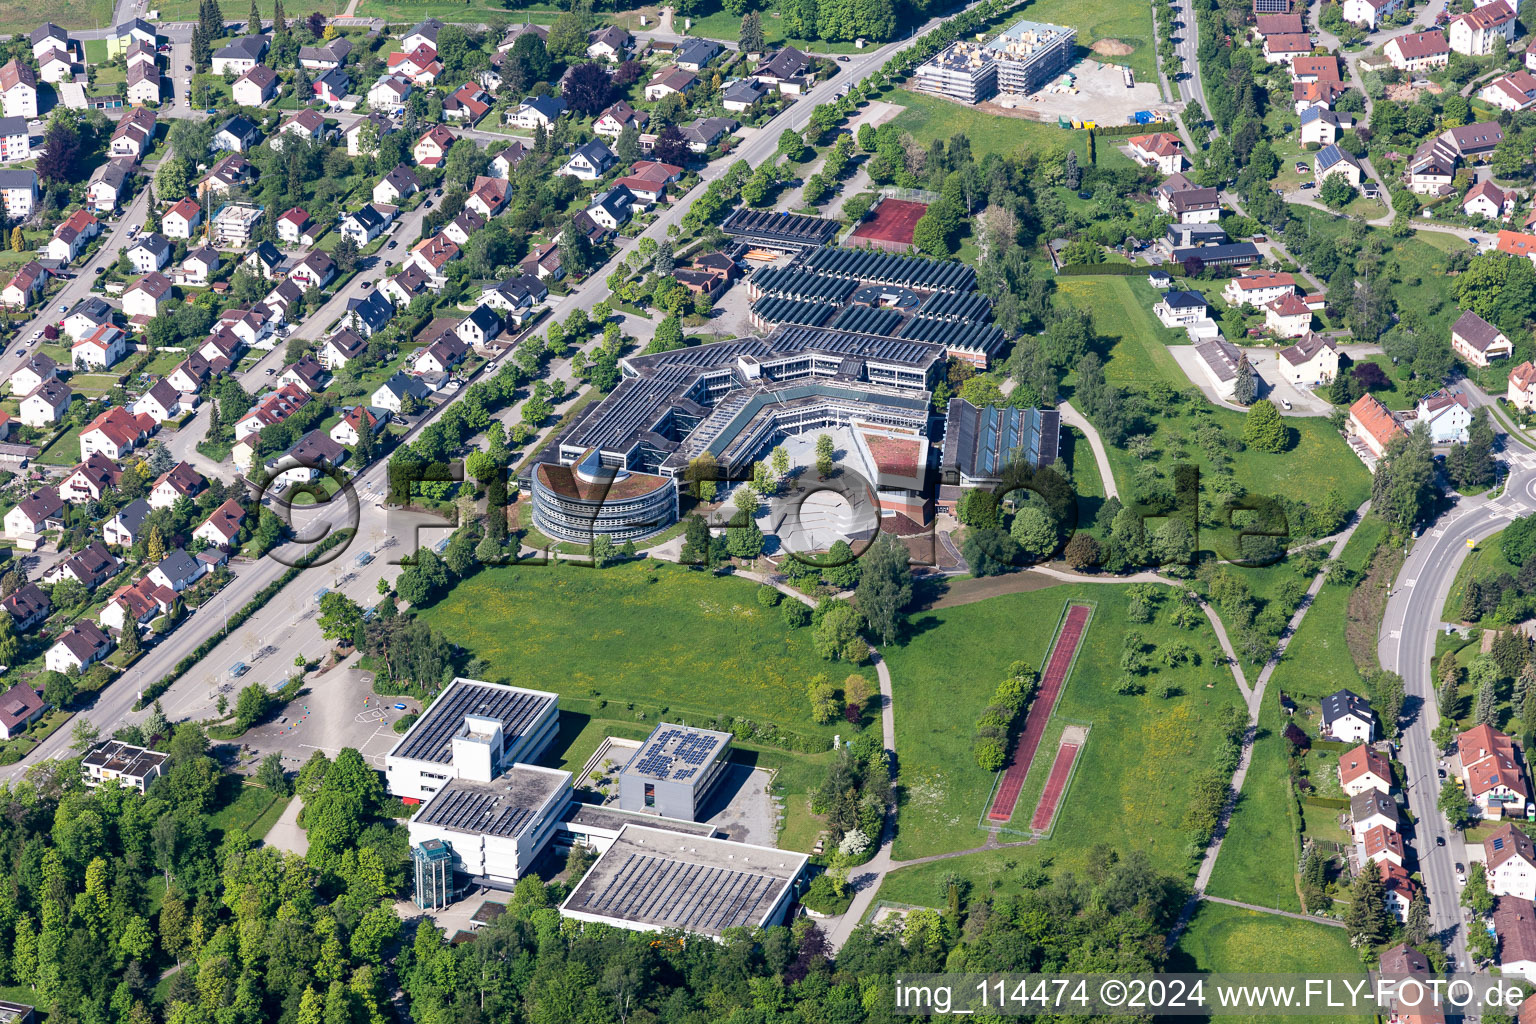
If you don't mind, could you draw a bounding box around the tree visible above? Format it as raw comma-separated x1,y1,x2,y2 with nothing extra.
1064,533,1102,570
647,314,683,354
1318,173,1356,209
812,601,863,663
8,226,21,253
317,591,363,644
70,718,100,752
1345,866,1390,946
1232,358,1256,405
740,10,765,52
1440,777,1476,829
855,533,912,645
815,434,834,477
1243,399,1288,453
562,62,616,115
256,751,290,796
248,0,261,34
234,684,273,730
1405,888,1431,946
1009,506,1056,563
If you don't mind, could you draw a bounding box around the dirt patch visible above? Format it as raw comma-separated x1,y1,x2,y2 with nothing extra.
1386,81,1444,102
1092,38,1134,56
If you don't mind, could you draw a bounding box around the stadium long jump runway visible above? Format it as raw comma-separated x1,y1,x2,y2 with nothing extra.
1029,726,1088,833
987,602,1093,822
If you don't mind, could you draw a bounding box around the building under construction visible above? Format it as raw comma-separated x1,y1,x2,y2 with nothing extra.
914,17,1076,104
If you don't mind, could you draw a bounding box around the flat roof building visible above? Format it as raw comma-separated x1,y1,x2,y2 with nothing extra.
913,41,998,103
406,763,573,899
559,824,807,938
721,208,839,252
940,399,1060,489
386,677,560,801
81,740,168,793
618,723,732,821
985,18,1076,96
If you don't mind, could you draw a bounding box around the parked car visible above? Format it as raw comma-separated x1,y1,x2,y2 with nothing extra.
1300,181,1315,190
387,240,397,249
1436,835,1446,846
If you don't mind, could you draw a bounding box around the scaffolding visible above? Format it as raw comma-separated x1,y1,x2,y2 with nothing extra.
413,839,454,909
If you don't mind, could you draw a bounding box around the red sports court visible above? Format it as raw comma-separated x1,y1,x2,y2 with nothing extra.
1030,741,1080,832
987,602,1092,822
848,198,929,252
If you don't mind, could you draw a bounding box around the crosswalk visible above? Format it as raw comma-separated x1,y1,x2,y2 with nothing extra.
1507,451,1536,470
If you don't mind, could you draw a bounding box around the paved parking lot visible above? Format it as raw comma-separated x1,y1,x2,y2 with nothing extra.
240,664,422,773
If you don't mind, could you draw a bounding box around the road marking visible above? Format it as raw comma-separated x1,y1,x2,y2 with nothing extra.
1389,630,1401,639
1403,578,1416,587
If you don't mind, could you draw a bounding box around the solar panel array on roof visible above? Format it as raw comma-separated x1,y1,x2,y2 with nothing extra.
395,680,555,765
417,784,537,837
748,266,856,304
626,726,726,781
721,208,839,247
832,304,906,336
751,295,836,328
798,247,975,293
897,317,1006,355
572,852,781,932
915,290,992,323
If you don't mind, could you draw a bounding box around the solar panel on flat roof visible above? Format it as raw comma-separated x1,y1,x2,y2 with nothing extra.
394,680,554,765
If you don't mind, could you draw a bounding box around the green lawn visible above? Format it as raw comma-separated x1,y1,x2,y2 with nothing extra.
37,423,84,467
1023,0,1160,83
1054,274,1372,555
887,89,1095,163
1171,901,1371,1024
414,561,846,753
1204,515,1386,910
0,0,111,32
1350,354,1416,411
207,779,292,842
154,0,343,18
1444,527,1514,622
882,583,1245,866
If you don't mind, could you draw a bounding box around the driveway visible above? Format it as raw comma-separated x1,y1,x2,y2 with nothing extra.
1237,347,1335,416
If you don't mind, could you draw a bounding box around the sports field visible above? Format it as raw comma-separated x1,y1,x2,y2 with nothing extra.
987,601,1091,820
849,198,927,248
1029,734,1081,832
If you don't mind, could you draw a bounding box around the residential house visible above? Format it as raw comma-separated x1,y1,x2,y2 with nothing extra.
679,117,737,153
319,329,367,370
106,19,157,59
299,37,352,70
150,462,205,509
479,275,547,320
722,78,770,112
1459,723,1530,819
343,290,394,337
0,168,33,220
235,384,309,442
278,353,330,394
99,577,176,634
121,273,171,321
1349,789,1400,843
45,621,112,675
0,60,37,119
149,549,205,593
1262,32,1313,62
134,378,182,423
674,37,722,72
490,142,528,177
1291,55,1343,84
1314,143,1363,186
1493,897,1536,981
1465,179,1515,220
277,207,317,246
587,25,631,62
1363,823,1406,867
1223,271,1297,307
367,74,413,108
441,207,485,246
125,62,161,105
413,125,456,168
455,305,502,348
1167,186,1221,224
594,100,648,139
1277,332,1339,385
109,108,155,159
313,68,349,105
4,486,62,540
507,95,566,130
1452,309,1513,366
102,498,151,547
269,431,346,486
1299,106,1350,146
1265,293,1313,337
0,116,29,164
373,371,431,414
1378,863,1418,924
71,322,130,369
1385,28,1450,69
1449,0,1516,55
1511,361,1536,413
242,241,284,281
231,65,278,106
1342,0,1405,27
287,251,336,293
340,202,396,246
10,353,57,394
645,66,698,101
330,405,388,446
614,160,682,204
1339,744,1392,796
411,330,469,374
1486,824,1536,901
520,241,563,280
210,34,268,74
274,109,325,150
0,262,45,309
162,197,202,240
19,380,70,427
126,233,171,274
60,453,121,504
1322,688,1377,742
444,82,492,125
200,153,253,195
85,161,130,212
1152,289,1209,328
753,46,814,93
213,114,261,153
402,17,444,53
2,583,50,632
194,498,247,549
587,185,633,233
1481,70,1536,110
1446,120,1505,160
1414,388,1473,444
407,233,460,287
374,163,422,205
560,139,617,181
166,352,214,394
80,407,153,459
465,176,511,219
1127,132,1186,174
1349,393,1406,458
381,264,432,307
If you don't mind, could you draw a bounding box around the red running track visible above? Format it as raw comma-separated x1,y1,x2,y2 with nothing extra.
987,603,1091,822
1029,742,1080,831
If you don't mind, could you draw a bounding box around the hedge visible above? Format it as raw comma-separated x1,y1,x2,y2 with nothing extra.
135,530,355,710
1301,795,1351,810
1056,264,1144,277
